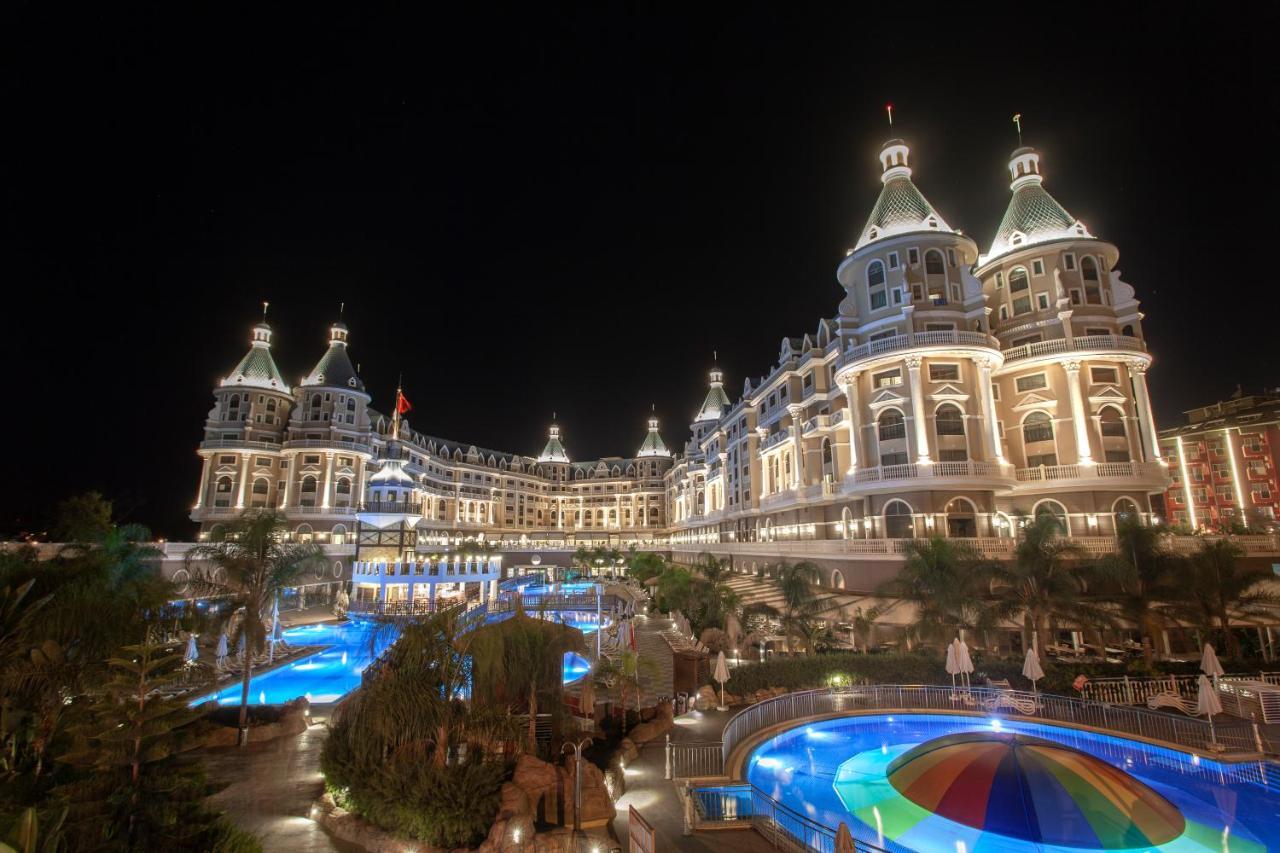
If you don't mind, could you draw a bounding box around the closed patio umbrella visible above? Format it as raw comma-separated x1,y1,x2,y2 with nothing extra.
1196,673,1223,749
956,639,975,689
215,632,228,669
945,641,959,690
184,633,199,665
1022,646,1045,693
713,651,730,711
1201,643,1225,683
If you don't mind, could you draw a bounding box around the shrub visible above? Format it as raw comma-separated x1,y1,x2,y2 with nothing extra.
715,651,1236,697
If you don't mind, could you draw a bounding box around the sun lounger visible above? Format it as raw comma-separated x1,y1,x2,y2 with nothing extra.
1146,691,1197,716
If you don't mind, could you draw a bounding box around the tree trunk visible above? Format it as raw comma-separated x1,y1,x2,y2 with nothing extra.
238,658,253,745
527,685,538,751
1219,612,1241,659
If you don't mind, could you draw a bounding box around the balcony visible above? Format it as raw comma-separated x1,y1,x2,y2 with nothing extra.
853,460,1010,485
760,431,791,452
359,501,423,514
842,329,999,369
801,414,834,435
200,438,281,452
1000,334,1146,365
283,439,374,454
1014,460,1167,485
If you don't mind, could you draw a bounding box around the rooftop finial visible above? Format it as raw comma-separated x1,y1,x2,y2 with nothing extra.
886,103,893,128
1013,113,1023,146
262,300,269,321
339,301,345,319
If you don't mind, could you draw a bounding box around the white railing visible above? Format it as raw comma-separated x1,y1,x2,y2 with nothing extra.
1083,673,1280,708
843,329,999,365
1015,460,1166,482
1001,333,1147,364
801,414,833,435
853,460,1010,483
199,438,281,451
282,439,374,453
352,559,502,581
760,430,791,451
717,685,1269,772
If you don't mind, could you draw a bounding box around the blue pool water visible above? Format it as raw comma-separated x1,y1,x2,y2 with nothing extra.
746,714,1279,852
194,617,596,706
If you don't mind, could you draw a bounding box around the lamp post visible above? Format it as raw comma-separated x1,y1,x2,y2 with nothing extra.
561,737,594,833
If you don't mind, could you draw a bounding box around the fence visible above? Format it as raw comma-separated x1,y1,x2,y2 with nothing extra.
628,805,656,853
691,783,887,853
1082,672,1280,708
666,739,726,779
708,685,1269,777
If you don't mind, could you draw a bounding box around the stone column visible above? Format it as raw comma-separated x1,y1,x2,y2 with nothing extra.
281,453,294,509
1063,361,1094,465
1129,361,1162,462
321,452,335,509
975,358,1004,462
906,357,932,464
194,455,212,509
235,453,251,509
843,374,861,474
788,405,804,487
757,428,770,499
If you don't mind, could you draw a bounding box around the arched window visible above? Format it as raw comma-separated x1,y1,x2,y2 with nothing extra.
251,477,269,495
1009,267,1032,315
1113,497,1140,522
216,476,233,493
301,475,317,492
821,438,835,480
1023,411,1054,444
336,477,352,495
1121,324,1134,337
346,398,356,412
878,409,905,441
924,249,945,275
1081,257,1102,304
1033,500,1069,533
841,506,855,539
935,404,965,436
831,570,846,590
1081,256,1099,281
331,524,348,545
296,523,314,543
884,500,914,539
867,260,885,288
1009,267,1030,292
1098,407,1130,462
944,497,977,537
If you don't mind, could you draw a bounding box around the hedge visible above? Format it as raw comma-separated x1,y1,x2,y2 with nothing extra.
714,651,1260,697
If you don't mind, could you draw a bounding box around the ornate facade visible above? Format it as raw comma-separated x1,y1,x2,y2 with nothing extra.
191,322,674,553
192,137,1171,580
665,140,1168,550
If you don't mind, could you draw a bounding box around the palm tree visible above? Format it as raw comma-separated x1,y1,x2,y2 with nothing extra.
986,514,1106,654
770,561,823,654
185,511,323,743
1090,517,1184,660
878,537,987,647
592,648,658,729
1173,538,1277,658
694,551,730,584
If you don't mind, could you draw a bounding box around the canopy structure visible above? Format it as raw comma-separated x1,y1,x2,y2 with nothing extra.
886,732,1185,849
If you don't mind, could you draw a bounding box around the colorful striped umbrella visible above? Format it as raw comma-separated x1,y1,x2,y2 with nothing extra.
886,732,1185,849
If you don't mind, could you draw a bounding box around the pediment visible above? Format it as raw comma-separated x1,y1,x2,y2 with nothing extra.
1088,385,1128,405
928,383,970,402
869,387,908,410
1012,392,1059,413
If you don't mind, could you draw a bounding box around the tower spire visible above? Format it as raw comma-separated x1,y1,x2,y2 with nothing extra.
886,103,893,128
1012,113,1023,146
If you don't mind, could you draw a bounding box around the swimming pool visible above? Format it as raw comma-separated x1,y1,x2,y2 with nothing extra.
744,714,1279,852
194,617,595,706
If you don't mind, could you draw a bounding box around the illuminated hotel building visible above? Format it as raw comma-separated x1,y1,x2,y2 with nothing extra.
1159,390,1280,532
665,140,1169,568
190,137,1186,590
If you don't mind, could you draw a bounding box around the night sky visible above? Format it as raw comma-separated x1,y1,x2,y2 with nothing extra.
6,4,1277,538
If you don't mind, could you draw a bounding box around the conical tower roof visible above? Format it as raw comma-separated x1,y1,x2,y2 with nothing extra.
854,140,954,250
637,415,670,457
986,147,1092,261
695,367,732,423
221,322,289,392
538,423,570,463
302,322,365,391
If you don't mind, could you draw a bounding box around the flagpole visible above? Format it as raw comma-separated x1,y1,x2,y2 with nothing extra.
392,374,402,438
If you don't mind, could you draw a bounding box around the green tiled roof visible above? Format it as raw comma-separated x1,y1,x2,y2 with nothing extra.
637,423,670,457
538,426,570,463
854,175,952,250
222,324,289,392
987,178,1089,260
303,342,364,391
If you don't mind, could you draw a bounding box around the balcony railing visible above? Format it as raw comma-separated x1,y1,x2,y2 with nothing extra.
1001,333,1146,365
843,329,999,366
283,439,374,453
853,460,1008,484
1014,460,1166,482
199,438,281,451
359,501,423,514
800,414,833,435
760,431,791,451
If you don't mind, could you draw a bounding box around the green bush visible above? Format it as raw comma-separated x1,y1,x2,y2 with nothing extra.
715,651,1235,697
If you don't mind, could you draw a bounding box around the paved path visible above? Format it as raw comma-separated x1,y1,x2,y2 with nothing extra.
201,721,356,852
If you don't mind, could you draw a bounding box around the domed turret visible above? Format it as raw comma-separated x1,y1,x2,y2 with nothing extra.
538,422,570,463
695,367,732,423
853,139,954,251
221,321,289,392
636,414,670,458
986,146,1092,261
302,321,365,391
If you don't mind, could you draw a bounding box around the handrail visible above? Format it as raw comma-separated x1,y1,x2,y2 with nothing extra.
720,685,1270,772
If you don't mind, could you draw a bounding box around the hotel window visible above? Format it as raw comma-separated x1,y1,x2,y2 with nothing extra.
874,369,902,389
219,455,235,464
1090,367,1119,384
925,250,944,275
925,322,954,332
1015,373,1048,393
999,305,1008,321
1023,412,1054,444
1009,267,1029,293
1063,253,1076,270
1027,452,1058,467
1036,293,1050,310
947,248,956,266
255,456,272,466
908,248,919,265
1032,259,1045,276
1081,256,1102,304
995,272,1004,289
887,252,900,269
1253,484,1273,500
939,449,968,462
928,363,960,382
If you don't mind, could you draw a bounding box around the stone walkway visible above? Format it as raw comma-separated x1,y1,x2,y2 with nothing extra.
201,721,356,852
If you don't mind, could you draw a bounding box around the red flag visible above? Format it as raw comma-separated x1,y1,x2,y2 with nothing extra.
395,390,412,415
